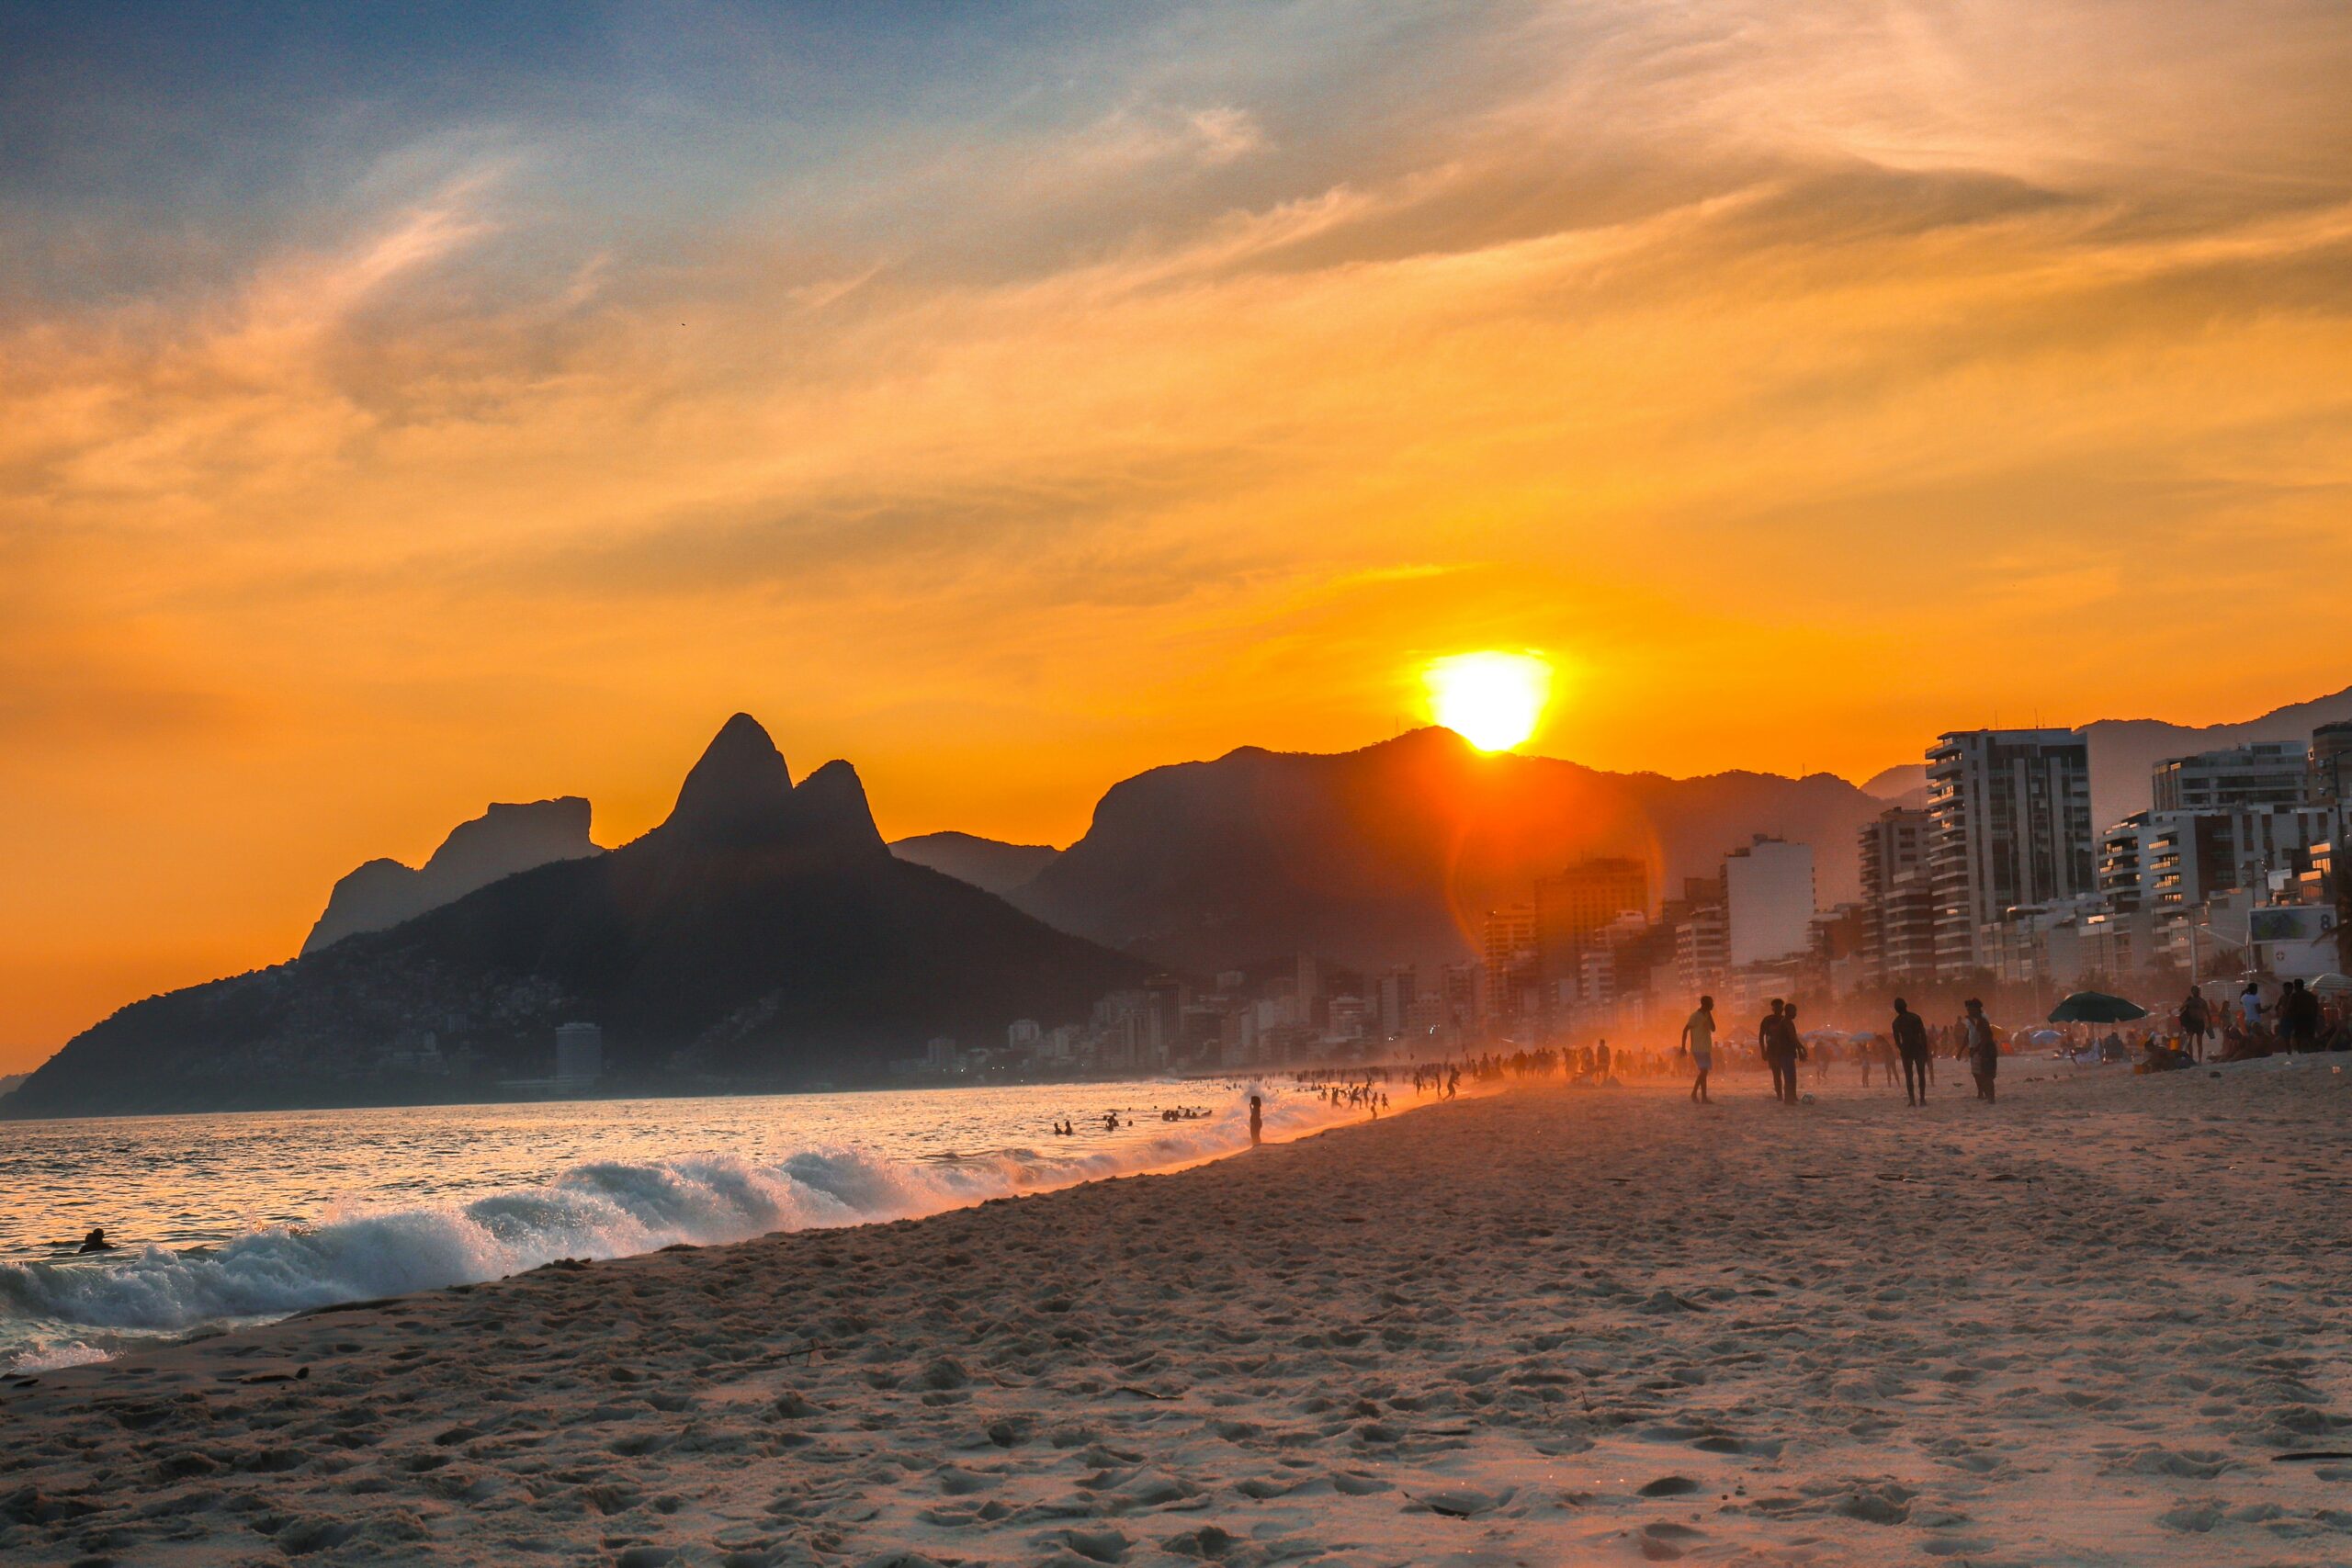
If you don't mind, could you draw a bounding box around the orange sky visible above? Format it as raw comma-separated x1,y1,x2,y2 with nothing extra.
4,2,2351,1066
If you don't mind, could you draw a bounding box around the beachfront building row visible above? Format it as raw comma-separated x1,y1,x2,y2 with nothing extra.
1853,723,2351,994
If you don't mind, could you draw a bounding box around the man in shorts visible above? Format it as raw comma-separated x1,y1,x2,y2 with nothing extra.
1679,995,1717,1105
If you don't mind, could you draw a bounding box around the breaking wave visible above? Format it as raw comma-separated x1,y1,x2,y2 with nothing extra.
0,1086,1346,1358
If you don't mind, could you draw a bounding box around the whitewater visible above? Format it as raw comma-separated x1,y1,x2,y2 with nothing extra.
0,1078,1354,1371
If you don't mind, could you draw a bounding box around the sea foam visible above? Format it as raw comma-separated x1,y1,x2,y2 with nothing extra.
0,1086,1347,1353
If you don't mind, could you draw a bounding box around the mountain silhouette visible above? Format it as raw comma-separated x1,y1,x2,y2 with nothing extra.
303,797,602,954
6,716,1148,1118
1002,727,1888,976
2082,685,2352,830
890,831,1061,896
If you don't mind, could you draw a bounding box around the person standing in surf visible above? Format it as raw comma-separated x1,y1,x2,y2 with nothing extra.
1679,995,1717,1105
1249,1094,1263,1145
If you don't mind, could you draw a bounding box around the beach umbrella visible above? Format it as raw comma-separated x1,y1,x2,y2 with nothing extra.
2311,973,2352,997
2048,991,2149,1024
2022,1028,2064,1045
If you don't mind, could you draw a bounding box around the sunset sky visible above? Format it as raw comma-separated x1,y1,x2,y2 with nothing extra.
5,1,2351,1064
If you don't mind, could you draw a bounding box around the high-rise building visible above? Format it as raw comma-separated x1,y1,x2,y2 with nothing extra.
2311,722,2352,807
1533,856,1649,987
1326,995,1371,1042
1442,963,1482,1029
1881,872,1939,987
1481,904,1541,1024
1141,975,1186,1069
2099,812,2150,912
1858,807,1928,984
1374,965,1418,1037
1673,902,1729,998
1723,836,1815,968
2152,741,2311,813
1925,729,2094,977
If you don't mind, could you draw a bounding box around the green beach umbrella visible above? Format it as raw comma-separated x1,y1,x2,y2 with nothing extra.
2047,991,2149,1024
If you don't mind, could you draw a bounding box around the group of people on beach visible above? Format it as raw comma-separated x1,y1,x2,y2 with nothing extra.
1679,993,2003,1108
1040,973,2347,1153
2173,979,2344,1061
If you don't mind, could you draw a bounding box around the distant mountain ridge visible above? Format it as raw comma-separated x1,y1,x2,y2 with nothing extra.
2082,685,2352,829
890,831,1061,896
1860,764,1927,802
5,716,1148,1119
303,797,602,953
999,727,1891,977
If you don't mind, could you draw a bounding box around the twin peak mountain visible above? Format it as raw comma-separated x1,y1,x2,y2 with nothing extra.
6,716,1145,1117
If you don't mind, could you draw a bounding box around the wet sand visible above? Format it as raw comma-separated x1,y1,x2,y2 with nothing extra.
6,1060,2352,1566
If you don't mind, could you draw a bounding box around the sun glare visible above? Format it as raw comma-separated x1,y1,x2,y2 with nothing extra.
1422,651,1552,752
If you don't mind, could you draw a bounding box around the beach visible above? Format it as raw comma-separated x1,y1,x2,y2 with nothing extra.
6,1063,2352,1567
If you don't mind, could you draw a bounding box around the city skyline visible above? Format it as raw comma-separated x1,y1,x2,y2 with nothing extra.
6,2,2352,1059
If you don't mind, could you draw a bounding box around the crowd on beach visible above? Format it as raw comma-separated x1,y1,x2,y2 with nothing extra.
1295,977,2352,1119
1041,978,2351,1147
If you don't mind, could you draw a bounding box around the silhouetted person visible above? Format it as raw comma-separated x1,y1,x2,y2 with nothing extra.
1249,1095,1263,1145
1760,998,1800,1105
2178,985,2211,1063
1680,994,1717,1106
1892,998,1929,1106
1784,1004,1809,1100
1964,998,1998,1102
77,1227,115,1254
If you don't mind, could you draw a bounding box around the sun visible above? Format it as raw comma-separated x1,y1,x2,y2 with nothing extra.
1422,651,1553,752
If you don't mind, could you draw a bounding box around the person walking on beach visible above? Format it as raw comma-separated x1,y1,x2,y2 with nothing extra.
1249,1095,1263,1146
1892,998,1930,1107
1963,998,1999,1103
2178,985,2211,1063
1783,1004,1808,1100
1759,998,1799,1105
1679,995,1717,1105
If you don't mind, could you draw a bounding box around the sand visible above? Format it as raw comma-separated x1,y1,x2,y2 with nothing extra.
6,1060,2352,1567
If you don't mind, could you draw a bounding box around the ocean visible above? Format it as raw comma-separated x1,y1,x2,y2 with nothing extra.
0,1077,1342,1371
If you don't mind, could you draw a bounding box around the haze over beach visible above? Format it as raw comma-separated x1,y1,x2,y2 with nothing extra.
6,4,2352,1565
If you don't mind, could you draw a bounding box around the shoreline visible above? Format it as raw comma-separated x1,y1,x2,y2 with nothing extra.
7,1068,2352,1565
0,1080,1402,1373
